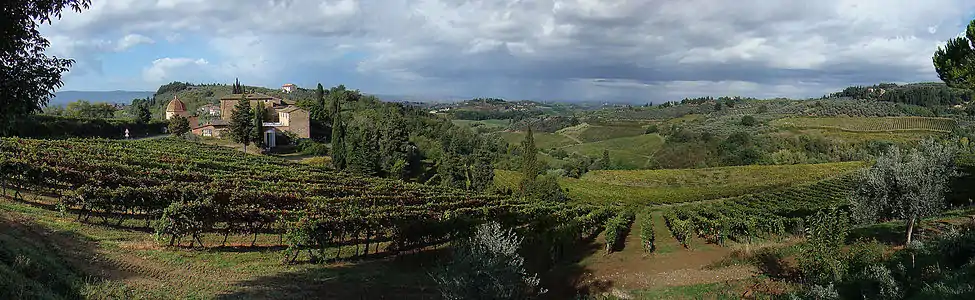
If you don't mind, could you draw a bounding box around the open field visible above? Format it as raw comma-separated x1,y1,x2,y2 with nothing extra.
450,118,510,129
771,116,956,132
492,131,580,148
495,161,867,205
557,123,647,143
562,134,665,169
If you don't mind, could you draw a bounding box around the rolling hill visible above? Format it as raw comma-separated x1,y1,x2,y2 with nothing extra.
50,90,154,106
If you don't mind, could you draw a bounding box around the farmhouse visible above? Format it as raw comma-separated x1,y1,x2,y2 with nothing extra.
163,92,311,147
216,92,311,146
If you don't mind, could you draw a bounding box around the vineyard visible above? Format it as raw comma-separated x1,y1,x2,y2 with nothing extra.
771,117,957,133
496,162,866,206
661,175,858,247
0,137,614,263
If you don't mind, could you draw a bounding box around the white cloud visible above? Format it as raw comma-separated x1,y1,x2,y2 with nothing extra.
142,57,209,83
39,0,975,101
115,34,154,51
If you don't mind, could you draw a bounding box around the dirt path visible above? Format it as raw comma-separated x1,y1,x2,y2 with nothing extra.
560,132,585,145
574,213,756,295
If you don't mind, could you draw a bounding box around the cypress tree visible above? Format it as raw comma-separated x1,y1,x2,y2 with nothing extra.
250,103,266,149
229,95,253,152
331,113,346,169
518,128,538,196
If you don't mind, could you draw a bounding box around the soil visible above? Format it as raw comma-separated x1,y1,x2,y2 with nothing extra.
558,213,759,297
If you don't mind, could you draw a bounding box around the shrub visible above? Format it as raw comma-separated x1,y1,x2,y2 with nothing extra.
430,222,546,300
741,115,757,126
798,208,850,285
297,139,329,156
645,124,659,134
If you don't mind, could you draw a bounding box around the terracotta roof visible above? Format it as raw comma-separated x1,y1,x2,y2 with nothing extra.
166,97,187,112
282,83,296,87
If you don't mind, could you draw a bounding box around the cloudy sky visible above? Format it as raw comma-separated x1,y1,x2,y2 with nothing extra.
42,0,975,103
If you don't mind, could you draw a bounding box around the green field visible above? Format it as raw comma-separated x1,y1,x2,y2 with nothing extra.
492,131,579,148
495,161,867,205
562,134,665,169
771,117,956,132
557,123,646,143
451,119,510,129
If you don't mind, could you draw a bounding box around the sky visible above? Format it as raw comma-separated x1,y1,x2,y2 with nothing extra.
41,0,975,103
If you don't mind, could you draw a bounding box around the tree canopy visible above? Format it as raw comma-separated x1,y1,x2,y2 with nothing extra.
933,19,975,90
228,96,254,151
1,0,91,135
168,115,190,137
849,139,958,245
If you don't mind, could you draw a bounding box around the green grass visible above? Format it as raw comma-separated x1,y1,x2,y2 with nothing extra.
631,281,743,299
558,123,646,143
451,119,510,129
492,131,579,148
562,134,664,169
0,194,442,299
771,116,956,133
495,161,867,205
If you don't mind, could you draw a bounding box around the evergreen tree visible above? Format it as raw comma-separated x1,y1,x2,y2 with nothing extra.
228,96,253,152
136,103,151,124
933,19,975,90
331,113,346,169
316,83,326,108
601,149,611,170
250,103,266,149
518,128,538,196
168,115,190,137
232,78,244,94
346,124,379,175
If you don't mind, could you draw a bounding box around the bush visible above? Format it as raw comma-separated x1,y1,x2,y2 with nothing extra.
4,115,167,138
431,222,546,300
645,124,659,134
741,115,757,126
798,208,850,285
297,139,329,156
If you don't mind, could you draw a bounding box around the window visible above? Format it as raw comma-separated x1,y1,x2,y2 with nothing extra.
203,129,212,137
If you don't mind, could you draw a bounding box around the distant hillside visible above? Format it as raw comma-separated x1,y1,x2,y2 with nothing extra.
50,91,154,106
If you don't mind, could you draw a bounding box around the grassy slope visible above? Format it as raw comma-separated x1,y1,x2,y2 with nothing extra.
562,134,664,169
492,131,579,149
1,213,90,300
496,161,867,205
451,119,510,129
558,123,647,143
0,193,441,300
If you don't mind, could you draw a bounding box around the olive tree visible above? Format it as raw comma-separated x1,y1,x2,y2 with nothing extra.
849,139,958,245
430,222,545,300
